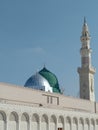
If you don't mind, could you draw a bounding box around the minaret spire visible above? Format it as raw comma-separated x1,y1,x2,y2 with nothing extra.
78,18,96,102
80,18,91,67
84,17,86,24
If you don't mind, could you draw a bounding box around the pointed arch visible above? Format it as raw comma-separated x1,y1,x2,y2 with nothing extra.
91,119,95,130
32,113,39,122
79,118,84,125
20,112,29,130
84,118,89,130
96,119,98,125
66,116,71,130
58,116,64,130
9,112,18,130
21,112,29,122
41,114,48,130
31,113,39,130
79,118,84,130
50,115,57,130
9,112,18,122
96,119,98,129
73,117,78,130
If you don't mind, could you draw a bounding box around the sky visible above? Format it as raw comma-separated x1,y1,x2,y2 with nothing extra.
0,0,98,101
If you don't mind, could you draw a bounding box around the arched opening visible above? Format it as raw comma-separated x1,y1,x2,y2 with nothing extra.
20,113,29,130
50,115,56,130
9,112,18,130
73,117,78,130
31,113,39,130
79,118,84,130
91,119,95,130
41,114,48,130
0,111,6,130
66,117,71,130
84,118,89,130
58,116,64,130
96,119,98,129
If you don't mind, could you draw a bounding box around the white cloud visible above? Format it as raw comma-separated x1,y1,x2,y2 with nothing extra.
13,47,45,57
32,47,45,54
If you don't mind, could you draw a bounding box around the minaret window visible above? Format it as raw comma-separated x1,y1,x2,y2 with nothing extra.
91,79,94,92
83,83,86,92
82,57,89,65
85,32,87,36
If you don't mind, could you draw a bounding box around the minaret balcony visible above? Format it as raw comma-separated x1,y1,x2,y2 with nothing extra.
80,36,90,42
77,66,96,74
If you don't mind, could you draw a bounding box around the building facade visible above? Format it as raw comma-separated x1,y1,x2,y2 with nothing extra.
0,83,98,130
0,19,98,130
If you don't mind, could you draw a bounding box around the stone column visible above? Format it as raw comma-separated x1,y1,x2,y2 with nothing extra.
39,116,41,130
63,116,66,130
70,118,72,130
6,117,8,130
29,115,32,130
77,118,79,130
48,116,50,130
18,114,21,130
56,116,58,130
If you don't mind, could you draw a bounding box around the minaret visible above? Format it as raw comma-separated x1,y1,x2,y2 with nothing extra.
77,18,96,101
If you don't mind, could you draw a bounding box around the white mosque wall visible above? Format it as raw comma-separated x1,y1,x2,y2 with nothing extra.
0,83,97,113
0,102,98,130
0,83,98,130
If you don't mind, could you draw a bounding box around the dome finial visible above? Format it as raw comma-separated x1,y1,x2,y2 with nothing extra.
43,63,46,69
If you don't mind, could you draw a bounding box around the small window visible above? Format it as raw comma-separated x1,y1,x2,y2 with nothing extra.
50,97,52,104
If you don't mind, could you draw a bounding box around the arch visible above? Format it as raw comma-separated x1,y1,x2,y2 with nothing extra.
85,118,89,125
31,113,39,130
79,118,84,125
73,117,78,130
58,116,64,130
50,115,57,123
58,116,64,124
50,115,57,130
79,118,84,130
96,119,98,125
21,112,29,122
84,118,89,130
32,113,39,122
9,112,18,122
73,117,78,124
66,116,71,130
41,114,48,130
91,119,95,125
0,111,6,130
41,114,48,123
66,116,71,123
20,113,29,130
9,112,18,130
96,119,98,129
91,119,95,130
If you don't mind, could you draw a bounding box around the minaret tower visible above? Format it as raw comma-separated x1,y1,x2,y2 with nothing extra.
78,18,96,101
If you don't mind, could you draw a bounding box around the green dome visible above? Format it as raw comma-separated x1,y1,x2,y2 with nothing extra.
39,67,61,93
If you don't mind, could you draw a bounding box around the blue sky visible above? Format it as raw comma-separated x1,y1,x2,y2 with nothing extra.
0,0,98,100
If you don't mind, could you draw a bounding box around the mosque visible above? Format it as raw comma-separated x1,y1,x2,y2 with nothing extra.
0,19,98,130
